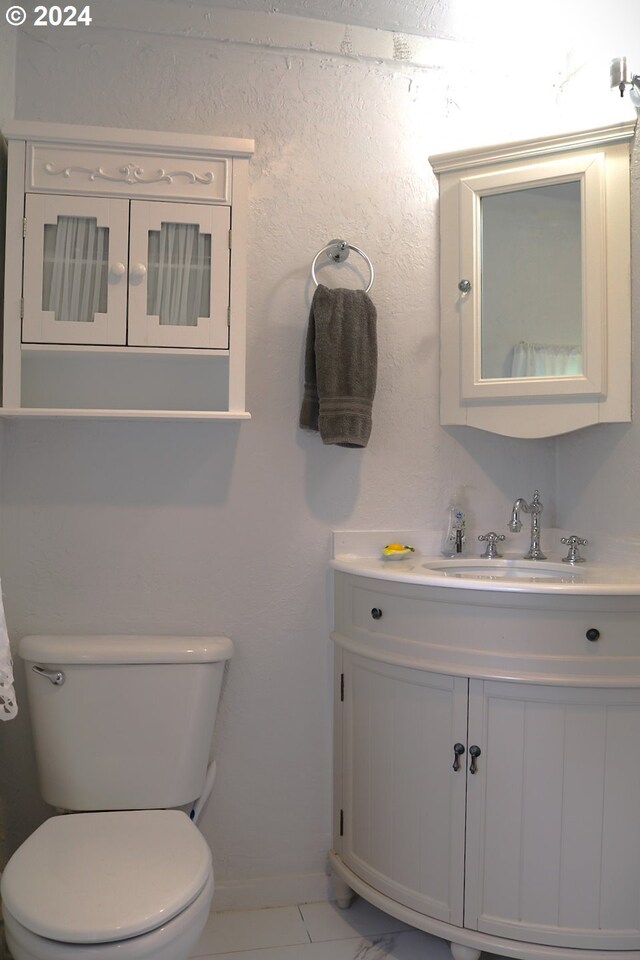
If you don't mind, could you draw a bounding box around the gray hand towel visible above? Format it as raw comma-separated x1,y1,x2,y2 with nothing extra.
299,283,377,448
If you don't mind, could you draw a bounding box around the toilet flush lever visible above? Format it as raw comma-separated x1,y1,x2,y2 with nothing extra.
32,665,65,686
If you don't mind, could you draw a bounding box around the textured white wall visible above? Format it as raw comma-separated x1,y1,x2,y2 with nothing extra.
0,0,637,904
0,1,16,126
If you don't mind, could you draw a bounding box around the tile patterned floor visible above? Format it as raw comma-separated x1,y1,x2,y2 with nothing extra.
190,897,473,959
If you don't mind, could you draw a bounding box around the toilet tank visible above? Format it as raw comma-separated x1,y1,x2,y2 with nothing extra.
19,635,234,811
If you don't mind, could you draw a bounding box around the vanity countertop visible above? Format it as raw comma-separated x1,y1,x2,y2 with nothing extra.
331,553,640,596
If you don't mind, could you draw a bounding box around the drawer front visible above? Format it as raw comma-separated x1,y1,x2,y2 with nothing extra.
27,143,230,203
334,573,640,683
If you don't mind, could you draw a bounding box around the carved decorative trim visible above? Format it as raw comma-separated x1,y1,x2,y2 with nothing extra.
42,162,215,186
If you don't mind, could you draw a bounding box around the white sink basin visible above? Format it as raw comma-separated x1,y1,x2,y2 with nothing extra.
422,558,581,583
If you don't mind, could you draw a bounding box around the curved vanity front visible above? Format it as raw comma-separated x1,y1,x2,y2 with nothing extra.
329,559,640,960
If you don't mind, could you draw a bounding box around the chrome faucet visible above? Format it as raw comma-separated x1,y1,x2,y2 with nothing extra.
508,489,546,560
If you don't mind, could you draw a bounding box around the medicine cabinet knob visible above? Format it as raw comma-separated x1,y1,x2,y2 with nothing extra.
458,278,472,293
586,628,600,642
371,607,383,620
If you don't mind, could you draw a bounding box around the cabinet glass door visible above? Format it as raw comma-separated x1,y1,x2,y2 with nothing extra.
23,195,129,345
458,151,606,401
128,201,231,349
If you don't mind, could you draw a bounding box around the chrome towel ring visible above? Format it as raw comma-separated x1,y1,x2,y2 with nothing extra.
310,239,375,293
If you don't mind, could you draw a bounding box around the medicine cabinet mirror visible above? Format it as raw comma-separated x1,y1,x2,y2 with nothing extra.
429,122,635,438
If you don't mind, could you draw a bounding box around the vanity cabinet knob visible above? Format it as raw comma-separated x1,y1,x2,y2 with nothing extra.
458,278,472,293
586,628,600,642
469,745,481,774
452,743,466,771
371,607,383,620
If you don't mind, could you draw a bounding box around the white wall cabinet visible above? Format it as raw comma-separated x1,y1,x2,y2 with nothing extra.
331,572,640,960
429,122,635,438
2,121,254,418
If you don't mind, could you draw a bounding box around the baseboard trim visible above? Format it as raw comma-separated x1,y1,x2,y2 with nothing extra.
213,871,332,912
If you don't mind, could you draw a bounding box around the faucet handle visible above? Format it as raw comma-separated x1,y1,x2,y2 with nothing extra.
561,535,588,564
478,531,506,559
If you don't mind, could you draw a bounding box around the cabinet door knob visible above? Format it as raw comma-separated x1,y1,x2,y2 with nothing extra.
109,262,126,279
458,279,472,293
469,744,481,774
129,263,148,284
370,607,383,620
586,628,600,642
452,743,465,771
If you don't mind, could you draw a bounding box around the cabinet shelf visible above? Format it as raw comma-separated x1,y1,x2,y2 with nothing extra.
18,347,235,413
0,408,251,420
21,343,231,357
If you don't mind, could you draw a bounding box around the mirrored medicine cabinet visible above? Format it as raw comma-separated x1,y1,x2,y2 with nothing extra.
429,121,635,438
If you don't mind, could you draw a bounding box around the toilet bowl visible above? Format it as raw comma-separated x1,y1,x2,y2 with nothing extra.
1,810,214,960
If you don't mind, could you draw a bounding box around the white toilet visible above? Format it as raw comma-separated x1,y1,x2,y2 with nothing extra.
1,634,234,960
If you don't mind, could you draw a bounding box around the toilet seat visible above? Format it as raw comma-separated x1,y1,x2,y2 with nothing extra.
1,810,211,944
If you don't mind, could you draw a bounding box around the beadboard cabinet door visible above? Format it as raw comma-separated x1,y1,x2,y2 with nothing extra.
340,651,468,926
465,680,640,949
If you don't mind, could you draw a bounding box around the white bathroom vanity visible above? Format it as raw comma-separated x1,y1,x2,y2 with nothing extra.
330,548,640,960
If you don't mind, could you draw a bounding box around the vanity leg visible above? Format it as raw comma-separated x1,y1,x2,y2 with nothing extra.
332,873,355,909
450,943,481,960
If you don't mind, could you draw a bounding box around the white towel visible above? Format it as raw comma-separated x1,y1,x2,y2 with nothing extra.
0,583,17,720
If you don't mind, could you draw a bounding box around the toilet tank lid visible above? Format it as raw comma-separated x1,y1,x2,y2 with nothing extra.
19,634,234,664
